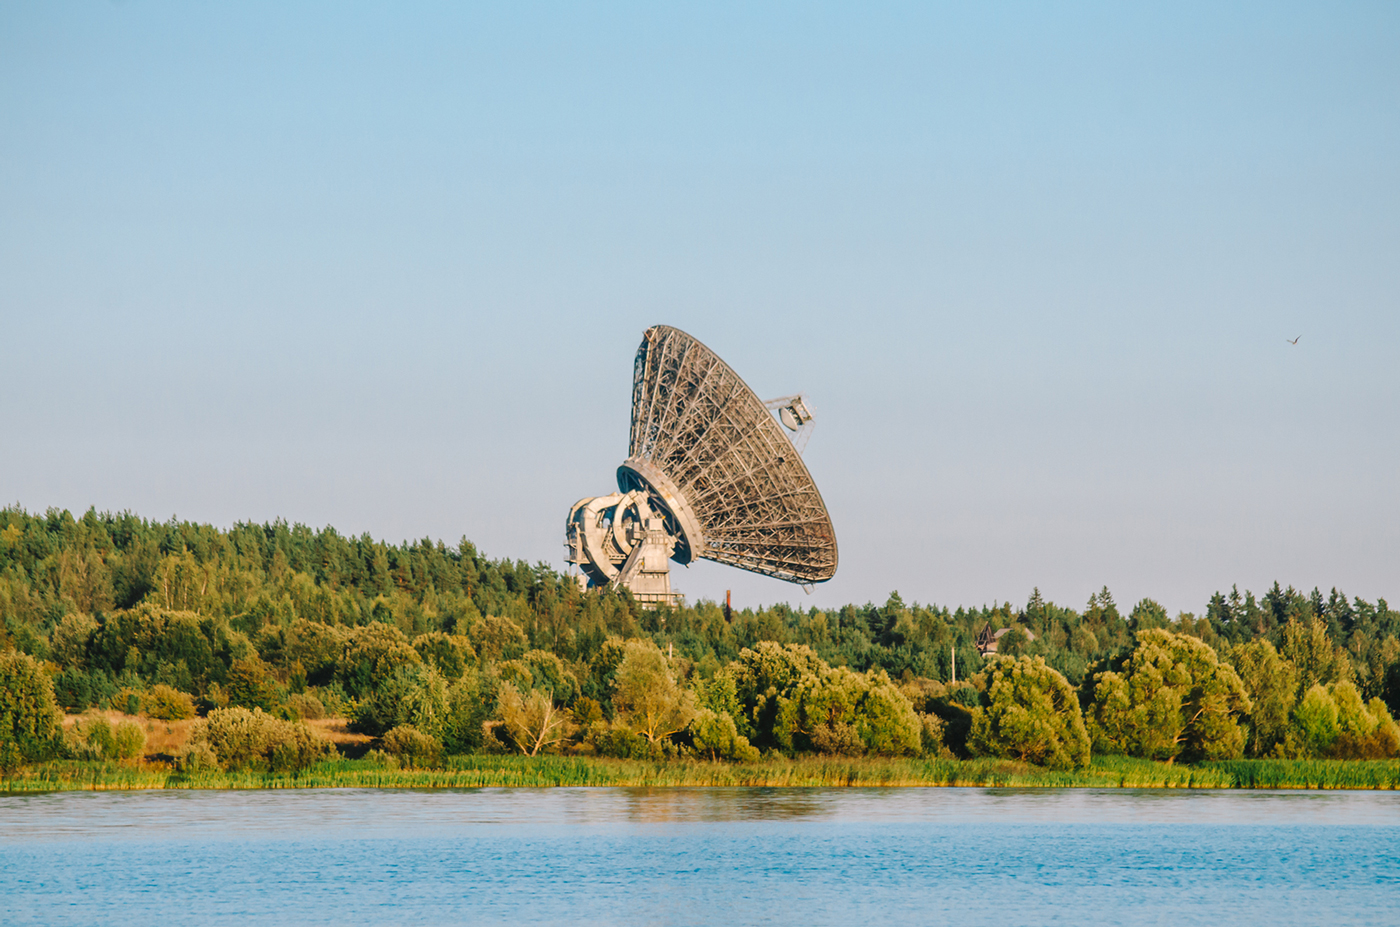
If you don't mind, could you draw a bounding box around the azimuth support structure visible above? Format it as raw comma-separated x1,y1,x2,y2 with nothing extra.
565,324,838,605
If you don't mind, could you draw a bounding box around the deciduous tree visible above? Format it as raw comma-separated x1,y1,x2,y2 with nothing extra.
1087,630,1250,762
1283,681,1399,759
612,640,696,745
1228,639,1297,756
0,650,62,770
968,655,1089,769
497,681,575,756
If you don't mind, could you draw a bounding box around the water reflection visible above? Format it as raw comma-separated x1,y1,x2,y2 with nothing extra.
3,786,1398,845
610,788,838,823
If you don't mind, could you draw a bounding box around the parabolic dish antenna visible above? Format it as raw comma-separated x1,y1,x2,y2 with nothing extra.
566,325,838,604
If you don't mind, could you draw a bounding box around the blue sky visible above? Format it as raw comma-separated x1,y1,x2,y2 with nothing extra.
2,2,1396,616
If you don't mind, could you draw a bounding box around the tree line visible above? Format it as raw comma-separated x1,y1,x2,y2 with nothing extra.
1,505,1397,772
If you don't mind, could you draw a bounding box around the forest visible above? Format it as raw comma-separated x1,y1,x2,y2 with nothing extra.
2,505,1398,780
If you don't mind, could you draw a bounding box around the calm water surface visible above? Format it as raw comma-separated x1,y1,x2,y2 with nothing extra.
2,787,1398,926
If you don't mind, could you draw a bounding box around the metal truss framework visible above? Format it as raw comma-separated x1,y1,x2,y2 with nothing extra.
623,325,838,584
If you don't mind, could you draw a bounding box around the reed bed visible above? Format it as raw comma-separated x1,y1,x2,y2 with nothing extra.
5,755,1398,793
1199,759,1400,790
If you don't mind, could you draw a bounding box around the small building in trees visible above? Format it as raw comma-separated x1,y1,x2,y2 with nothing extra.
976,624,1035,657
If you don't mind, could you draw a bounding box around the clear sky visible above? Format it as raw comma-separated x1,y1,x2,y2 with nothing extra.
2,2,1396,617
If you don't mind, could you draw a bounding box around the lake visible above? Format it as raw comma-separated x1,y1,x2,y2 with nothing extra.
2,787,1398,925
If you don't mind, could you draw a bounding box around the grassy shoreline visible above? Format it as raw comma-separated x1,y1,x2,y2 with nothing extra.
5,755,1400,793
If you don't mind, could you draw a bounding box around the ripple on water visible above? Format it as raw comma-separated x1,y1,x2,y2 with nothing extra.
3,788,1398,926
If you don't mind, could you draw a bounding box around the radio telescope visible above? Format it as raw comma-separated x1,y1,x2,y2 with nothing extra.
566,325,838,604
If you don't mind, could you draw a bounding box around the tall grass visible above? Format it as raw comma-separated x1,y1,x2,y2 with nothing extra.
5,755,1398,792
1200,759,1400,790
5,761,1394,795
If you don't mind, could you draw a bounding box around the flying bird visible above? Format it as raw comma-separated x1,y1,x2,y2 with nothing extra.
1287,336,1300,345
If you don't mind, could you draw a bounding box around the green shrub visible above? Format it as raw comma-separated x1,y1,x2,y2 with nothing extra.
695,671,745,732
198,682,230,713
689,709,760,762
917,712,948,757
580,637,629,705
587,720,649,759
192,707,273,769
1332,684,1400,758
380,725,443,768
110,686,143,716
572,696,604,728
143,684,196,720
772,665,922,757
857,675,925,756
440,673,489,755
950,686,982,709
66,715,116,760
284,692,326,721
1286,683,1340,757
267,724,332,773
176,740,218,773
0,650,63,767
112,719,146,759
810,720,864,756
188,706,332,772
351,664,450,738
899,676,949,714
63,714,145,761
1282,682,1400,759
